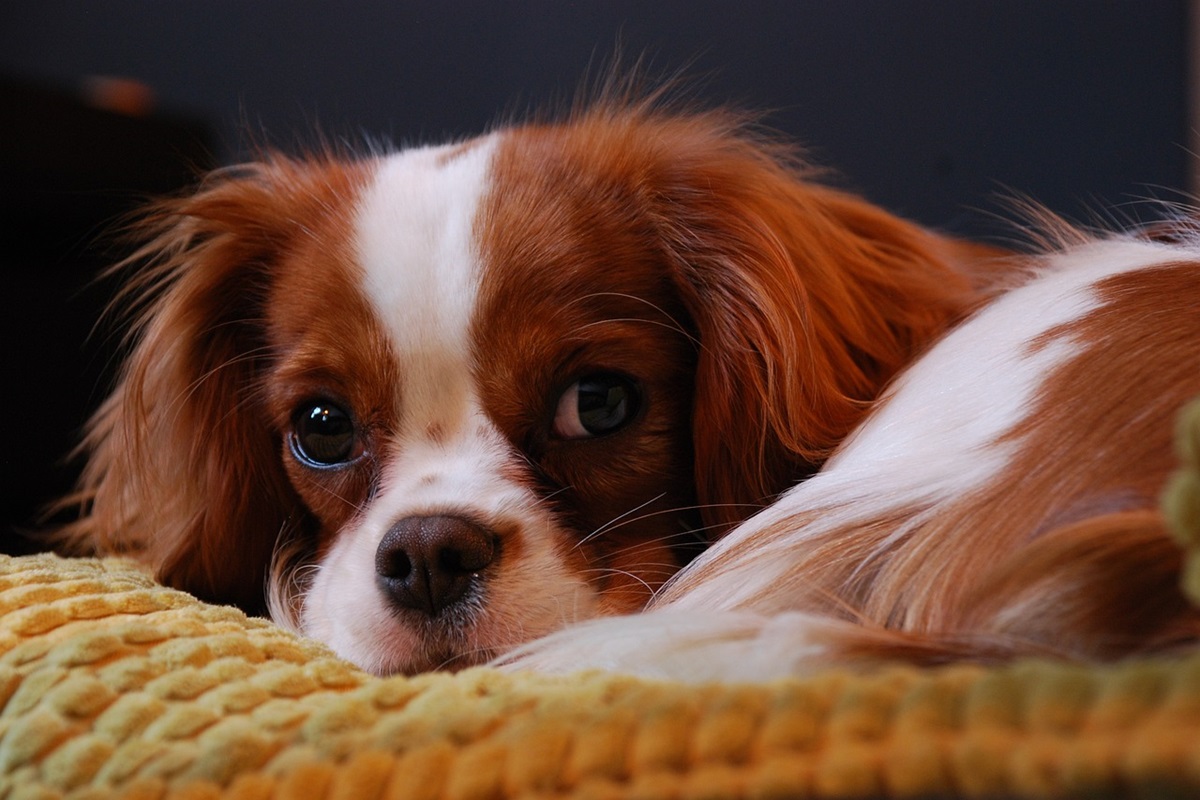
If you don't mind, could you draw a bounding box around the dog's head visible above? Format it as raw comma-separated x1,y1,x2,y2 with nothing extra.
66,105,983,673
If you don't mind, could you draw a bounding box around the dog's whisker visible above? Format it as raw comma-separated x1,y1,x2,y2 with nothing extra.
267,524,317,632
564,291,699,347
581,566,656,595
308,479,372,514
576,316,698,343
576,501,763,545
575,493,667,549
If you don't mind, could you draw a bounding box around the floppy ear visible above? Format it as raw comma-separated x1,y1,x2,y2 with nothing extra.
646,116,991,533
61,157,360,613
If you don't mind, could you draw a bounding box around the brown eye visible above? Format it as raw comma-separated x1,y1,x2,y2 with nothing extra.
552,373,642,439
291,402,359,467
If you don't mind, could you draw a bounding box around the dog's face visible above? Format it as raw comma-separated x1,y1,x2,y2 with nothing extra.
70,107,981,674
269,137,702,672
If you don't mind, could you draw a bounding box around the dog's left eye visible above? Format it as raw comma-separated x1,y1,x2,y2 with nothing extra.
552,373,642,439
290,401,360,467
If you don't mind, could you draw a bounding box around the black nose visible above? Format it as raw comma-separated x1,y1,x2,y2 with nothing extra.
375,515,497,616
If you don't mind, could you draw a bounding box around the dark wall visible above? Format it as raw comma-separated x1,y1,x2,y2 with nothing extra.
4,1,1190,226
0,0,1191,545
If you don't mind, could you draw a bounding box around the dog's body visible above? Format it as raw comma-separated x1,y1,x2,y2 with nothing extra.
63,103,1199,680
504,228,1200,680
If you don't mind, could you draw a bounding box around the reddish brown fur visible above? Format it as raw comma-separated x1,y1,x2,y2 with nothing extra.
60,157,372,612
482,106,990,549
60,105,999,651
852,265,1200,643
659,260,1200,664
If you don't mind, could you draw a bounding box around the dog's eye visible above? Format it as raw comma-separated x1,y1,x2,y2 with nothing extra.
290,402,359,467
553,373,642,439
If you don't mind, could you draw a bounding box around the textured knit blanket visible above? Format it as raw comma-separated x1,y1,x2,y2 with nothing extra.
4,400,1200,799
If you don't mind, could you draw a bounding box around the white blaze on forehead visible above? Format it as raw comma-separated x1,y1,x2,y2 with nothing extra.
300,134,603,674
354,136,499,432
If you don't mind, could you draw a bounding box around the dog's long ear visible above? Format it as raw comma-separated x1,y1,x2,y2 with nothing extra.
643,113,994,533
60,157,363,612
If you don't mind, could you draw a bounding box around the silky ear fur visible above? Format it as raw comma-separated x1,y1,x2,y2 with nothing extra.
639,114,990,532
60,157,362,612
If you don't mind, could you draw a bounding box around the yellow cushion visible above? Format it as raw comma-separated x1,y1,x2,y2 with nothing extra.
1,552,1199,799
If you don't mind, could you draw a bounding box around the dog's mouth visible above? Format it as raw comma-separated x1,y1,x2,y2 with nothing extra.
375,596,499,675
418,645,490,673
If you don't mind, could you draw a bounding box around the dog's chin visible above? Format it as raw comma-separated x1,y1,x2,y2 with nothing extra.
372,634,494,676
297,600,488,675
361,645,491,677
383,605,499,674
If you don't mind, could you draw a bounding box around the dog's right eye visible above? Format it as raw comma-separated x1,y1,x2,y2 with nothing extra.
290,402,359,467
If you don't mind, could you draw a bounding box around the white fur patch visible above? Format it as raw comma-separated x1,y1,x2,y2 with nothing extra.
298,137,596,673
497,609,845,682
356,138,497,435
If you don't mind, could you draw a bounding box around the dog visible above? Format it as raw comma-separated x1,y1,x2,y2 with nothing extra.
60,101,999,674
501,219,1200,681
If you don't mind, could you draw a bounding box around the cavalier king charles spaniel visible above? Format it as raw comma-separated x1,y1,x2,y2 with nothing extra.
67,101,1200,680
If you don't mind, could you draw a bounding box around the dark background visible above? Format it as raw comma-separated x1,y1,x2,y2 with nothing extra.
1,0,1193,551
